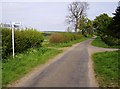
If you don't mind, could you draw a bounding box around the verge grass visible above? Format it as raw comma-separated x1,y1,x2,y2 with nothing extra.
2,47,62,86
92,51,119,87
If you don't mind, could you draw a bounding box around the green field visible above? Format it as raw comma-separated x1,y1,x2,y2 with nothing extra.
92,51,119,87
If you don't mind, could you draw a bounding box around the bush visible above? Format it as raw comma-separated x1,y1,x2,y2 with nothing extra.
49,33,65,43
2,28,44,59
2,28,12,58
49,32,83,43
73,33,83,40
101,35,120,46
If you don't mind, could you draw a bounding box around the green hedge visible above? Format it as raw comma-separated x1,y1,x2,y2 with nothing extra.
2,28,44,59
49,32,83,43
49,33,65,43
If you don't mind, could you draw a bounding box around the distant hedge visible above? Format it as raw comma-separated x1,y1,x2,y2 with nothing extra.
2,28,44,59
49,33,65,43
49,32,83,43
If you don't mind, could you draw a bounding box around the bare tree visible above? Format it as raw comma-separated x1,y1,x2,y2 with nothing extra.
66,1,88,32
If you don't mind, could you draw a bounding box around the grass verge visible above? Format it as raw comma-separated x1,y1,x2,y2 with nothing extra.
92,51,119,87
2,47,62,86
91,37,120,48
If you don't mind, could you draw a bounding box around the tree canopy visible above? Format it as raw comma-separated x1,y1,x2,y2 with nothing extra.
93,3,120,46
78,16,93,36
93,13,112,36
108,5,120,38
66,1,89,32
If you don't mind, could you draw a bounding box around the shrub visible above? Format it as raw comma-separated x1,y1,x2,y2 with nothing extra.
101,35,120,46
49,32,83,43
73,33,83,40
2,28,44,59
49,33,65,43
2,28,12,58
62,32,74,42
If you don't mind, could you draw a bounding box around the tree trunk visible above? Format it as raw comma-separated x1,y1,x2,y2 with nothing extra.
75,18,78,33
75,24,77,33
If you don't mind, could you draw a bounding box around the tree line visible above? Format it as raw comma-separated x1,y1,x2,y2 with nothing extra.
93,2,120,46
66,1,93,37
66,1,120,46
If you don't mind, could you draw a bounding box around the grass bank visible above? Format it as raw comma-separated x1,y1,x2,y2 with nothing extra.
92,51,119,87
91,37,120,48
2,47,62,86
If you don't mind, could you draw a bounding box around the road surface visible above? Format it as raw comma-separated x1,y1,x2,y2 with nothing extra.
9,38,117,87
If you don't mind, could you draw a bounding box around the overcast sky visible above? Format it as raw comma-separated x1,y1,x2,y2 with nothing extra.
0,1,119,31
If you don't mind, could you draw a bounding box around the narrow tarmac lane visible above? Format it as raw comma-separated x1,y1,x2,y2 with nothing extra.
9,39,117,87
30,40,90,87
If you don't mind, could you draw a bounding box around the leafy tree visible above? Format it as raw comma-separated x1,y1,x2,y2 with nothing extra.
86,19,93,35
93,13,112,37
66,1,89,32
93,2,120,46
78,16,87,34
78,16,93,36
108,5,120,38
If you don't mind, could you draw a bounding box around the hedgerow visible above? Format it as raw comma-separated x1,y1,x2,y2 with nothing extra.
49,33,65,43
49,32,83,43
2,28,44,59
101,35,120,46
